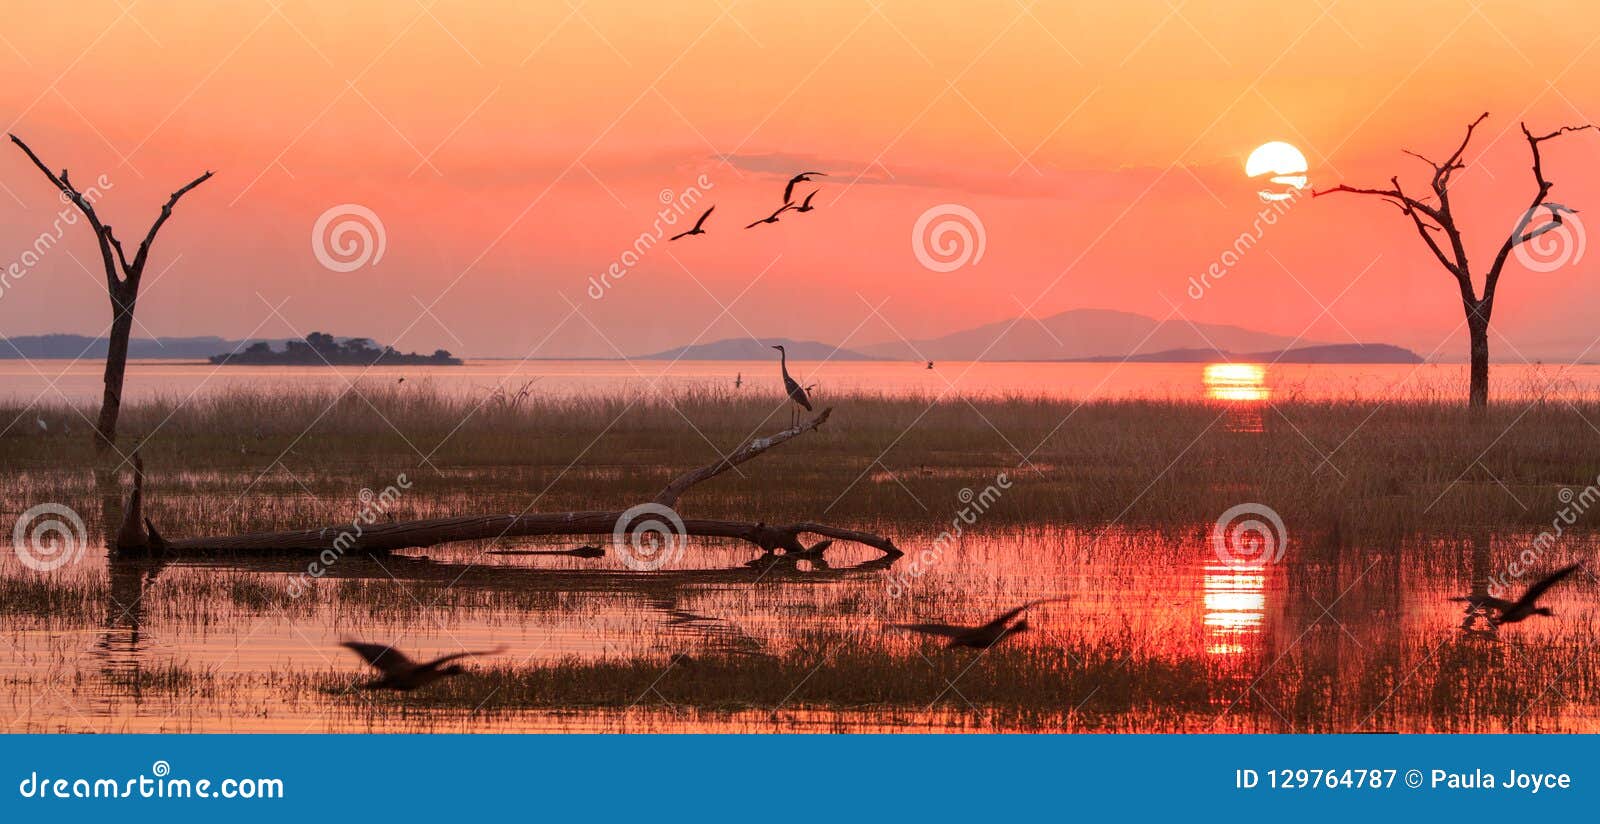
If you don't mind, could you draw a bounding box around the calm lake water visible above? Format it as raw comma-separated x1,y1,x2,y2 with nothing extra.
6,358,1600,405
4,525,1596,733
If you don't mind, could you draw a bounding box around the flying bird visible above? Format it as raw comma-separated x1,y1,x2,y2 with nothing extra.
340,641,506,691
734,372,743,389
926,361,934,370
889,598,1070,649
791,190,819,213
670,205,715,240
746,203,794,229
783,172,827,204
1450,563,1583,626
771,344,812,426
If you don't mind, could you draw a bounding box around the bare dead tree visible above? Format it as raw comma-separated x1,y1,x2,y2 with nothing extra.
8,134,213,452
1314,113,1593,408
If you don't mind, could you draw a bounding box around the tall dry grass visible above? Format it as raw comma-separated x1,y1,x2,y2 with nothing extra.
4,383,1597,540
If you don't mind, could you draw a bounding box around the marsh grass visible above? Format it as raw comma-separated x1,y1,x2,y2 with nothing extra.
5,385,1598,542
6,385,1600,732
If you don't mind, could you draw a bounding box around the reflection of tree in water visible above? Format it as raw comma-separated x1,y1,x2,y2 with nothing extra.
93,464,167,688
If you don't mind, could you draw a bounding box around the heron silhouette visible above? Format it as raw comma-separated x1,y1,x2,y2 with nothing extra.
341,641,506,691
771,344,812,426
735,372,743,389
746,203,794,228
670,205,714,240
889,598,1069,649
783,172,827,204
1450,563,1583,627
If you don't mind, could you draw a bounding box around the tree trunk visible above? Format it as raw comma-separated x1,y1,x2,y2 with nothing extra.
96,286,136,452
1467,307,1490,409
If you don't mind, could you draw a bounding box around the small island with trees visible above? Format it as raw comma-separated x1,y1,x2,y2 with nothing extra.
209,332,462,366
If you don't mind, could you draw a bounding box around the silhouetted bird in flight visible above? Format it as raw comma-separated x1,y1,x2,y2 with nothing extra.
926,361,934,370
341,641,506,691
771,344,812,426
890,599,1069,649
1450,563,1583,625
734,372,743,389
783,172,826,204
670,205,715,240
746,203,794,228
792,190,819,213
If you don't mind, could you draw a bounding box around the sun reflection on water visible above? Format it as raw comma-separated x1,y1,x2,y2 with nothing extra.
1203,562,1267,655
1203,363,1269,402
1204,363,1269,433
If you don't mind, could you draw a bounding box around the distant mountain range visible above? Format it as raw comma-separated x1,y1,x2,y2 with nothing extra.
1082,343,1423,364
636,309,1423,363
0,334,444,362
0,334,254,360
852,308,1337,361
637,337,875,361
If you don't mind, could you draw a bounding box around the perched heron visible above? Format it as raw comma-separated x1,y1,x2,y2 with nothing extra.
341,641,506,691
889,598,1069,649
783,172,827,204
1450,563,1582,627
670,205,715,240
771,344,812,426
734,372,743,389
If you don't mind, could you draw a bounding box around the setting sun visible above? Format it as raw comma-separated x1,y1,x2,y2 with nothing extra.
1246,141,1309,201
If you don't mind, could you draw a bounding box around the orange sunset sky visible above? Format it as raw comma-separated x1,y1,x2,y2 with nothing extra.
2,0,1600,360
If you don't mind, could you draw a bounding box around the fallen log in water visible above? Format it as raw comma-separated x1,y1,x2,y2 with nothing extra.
117,407,901,561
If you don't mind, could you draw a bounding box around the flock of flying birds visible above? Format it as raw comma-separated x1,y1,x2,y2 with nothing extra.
668,170,826,240
340,564,1587,690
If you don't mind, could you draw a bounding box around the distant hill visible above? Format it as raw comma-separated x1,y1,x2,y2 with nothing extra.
854,308,1334,362
636,338,873,361
1080,343,1423,364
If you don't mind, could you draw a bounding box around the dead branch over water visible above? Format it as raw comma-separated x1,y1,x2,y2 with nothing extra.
116,406,901,561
